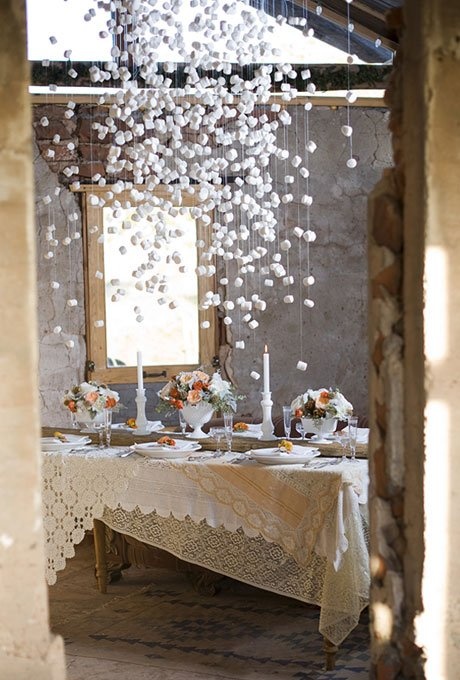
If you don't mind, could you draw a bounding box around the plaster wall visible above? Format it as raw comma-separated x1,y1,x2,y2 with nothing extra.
33,104,392,426
0,1,65,677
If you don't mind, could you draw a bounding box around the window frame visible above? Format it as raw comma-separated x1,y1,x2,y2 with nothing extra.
80,186,218,384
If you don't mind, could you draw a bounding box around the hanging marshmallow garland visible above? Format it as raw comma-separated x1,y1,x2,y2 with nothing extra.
36,0,370,370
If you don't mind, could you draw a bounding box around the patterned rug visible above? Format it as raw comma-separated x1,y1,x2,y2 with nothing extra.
49,538,370,680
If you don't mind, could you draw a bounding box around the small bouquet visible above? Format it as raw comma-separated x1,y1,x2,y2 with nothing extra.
63,381,120,419
290,387,352,421
158,369,241,414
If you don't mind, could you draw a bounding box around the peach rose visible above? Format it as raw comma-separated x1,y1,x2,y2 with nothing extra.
194,370,209,382
187,390,202,404
66,399,77,413
315,391,330,409
84,391,98,404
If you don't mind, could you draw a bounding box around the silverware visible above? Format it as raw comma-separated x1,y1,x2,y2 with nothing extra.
119,448,136,457
305,458,342,469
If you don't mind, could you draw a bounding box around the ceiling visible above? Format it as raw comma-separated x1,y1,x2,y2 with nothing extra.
249,0,402,63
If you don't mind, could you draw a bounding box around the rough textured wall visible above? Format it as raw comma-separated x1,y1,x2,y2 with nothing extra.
33,103,392,426
0,1,65,677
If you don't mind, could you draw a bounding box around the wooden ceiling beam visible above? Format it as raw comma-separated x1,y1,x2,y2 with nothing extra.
299,0,399,51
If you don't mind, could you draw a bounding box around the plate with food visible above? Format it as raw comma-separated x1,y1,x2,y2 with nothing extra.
111,419,163,433
232,422,262,438
132,436,201,459
250,441,320,465
41,433,91,452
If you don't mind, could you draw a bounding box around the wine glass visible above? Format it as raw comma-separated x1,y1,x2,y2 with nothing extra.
347,416,358,462
334,429,350,462
209,426,226,457
282,406,292,440
178,409,187,436
223,412,234,453
295,421,305,440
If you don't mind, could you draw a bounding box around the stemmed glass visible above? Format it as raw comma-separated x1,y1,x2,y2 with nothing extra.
347,416,359,462
295,420,305,440
209,426,226,457
223,412,233,453
282,406,292,440
334,429,350,462
178,409,187,436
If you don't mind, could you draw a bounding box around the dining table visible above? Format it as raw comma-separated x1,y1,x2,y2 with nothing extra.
41,425,369,670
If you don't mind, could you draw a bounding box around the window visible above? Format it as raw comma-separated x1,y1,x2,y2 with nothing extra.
82,187,218,384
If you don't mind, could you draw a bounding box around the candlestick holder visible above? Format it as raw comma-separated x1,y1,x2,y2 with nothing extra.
260,391,274,440
135,389,149,434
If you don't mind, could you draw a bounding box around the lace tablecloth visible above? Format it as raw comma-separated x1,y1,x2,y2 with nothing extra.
42,449,369,645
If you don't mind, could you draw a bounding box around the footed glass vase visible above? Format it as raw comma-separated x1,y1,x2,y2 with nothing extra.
181,402,214,439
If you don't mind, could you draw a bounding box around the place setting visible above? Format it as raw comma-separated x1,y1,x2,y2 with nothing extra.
41,433,92,453
249,444,321,466
129,437,202,460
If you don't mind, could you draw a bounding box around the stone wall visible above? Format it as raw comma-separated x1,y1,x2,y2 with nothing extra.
33,102,392,427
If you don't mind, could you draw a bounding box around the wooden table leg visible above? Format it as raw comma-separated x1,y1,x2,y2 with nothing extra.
93,519,108,594
323,636,338,671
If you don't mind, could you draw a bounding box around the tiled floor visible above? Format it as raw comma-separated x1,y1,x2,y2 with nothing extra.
48,537,370,679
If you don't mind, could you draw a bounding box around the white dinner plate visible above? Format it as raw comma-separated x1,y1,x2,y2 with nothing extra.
133,440,201,459
41,435,91,452
111,420,163,434
250,446,320,465
233,424,262,438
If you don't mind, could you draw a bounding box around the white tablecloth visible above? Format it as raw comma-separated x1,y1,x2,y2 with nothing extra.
42,449,369,645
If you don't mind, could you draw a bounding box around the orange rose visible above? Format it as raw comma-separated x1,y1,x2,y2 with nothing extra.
105,396,117,409
294,408,303,418
187,390,202,404
192,380,204,391
172,399,184,410
66,399,77,413
170,387,181,399
316,391,330,409
158,435,176,447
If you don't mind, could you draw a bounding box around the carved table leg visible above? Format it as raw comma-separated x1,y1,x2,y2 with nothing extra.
93,518,108,593
323,636,338,671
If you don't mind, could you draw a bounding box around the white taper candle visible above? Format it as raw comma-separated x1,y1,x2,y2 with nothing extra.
137,350,144,391
263,345,270,393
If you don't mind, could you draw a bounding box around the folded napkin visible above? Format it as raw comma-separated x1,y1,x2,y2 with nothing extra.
342,426,369,444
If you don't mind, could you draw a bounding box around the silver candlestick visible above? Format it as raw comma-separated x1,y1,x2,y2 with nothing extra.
260,391,274,440
135,389,149,434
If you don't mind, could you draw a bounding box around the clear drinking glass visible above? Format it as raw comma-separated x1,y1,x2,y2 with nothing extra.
334,429,350,462
347,416,358,462
295,421,305,440
178,409,187,436
209,426,226,457
223,412,234,452
282,406,292,440
93,409,112,448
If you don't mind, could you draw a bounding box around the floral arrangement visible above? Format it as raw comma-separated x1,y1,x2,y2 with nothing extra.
291,387,353,421
63,381,120,419
158,370,240,414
